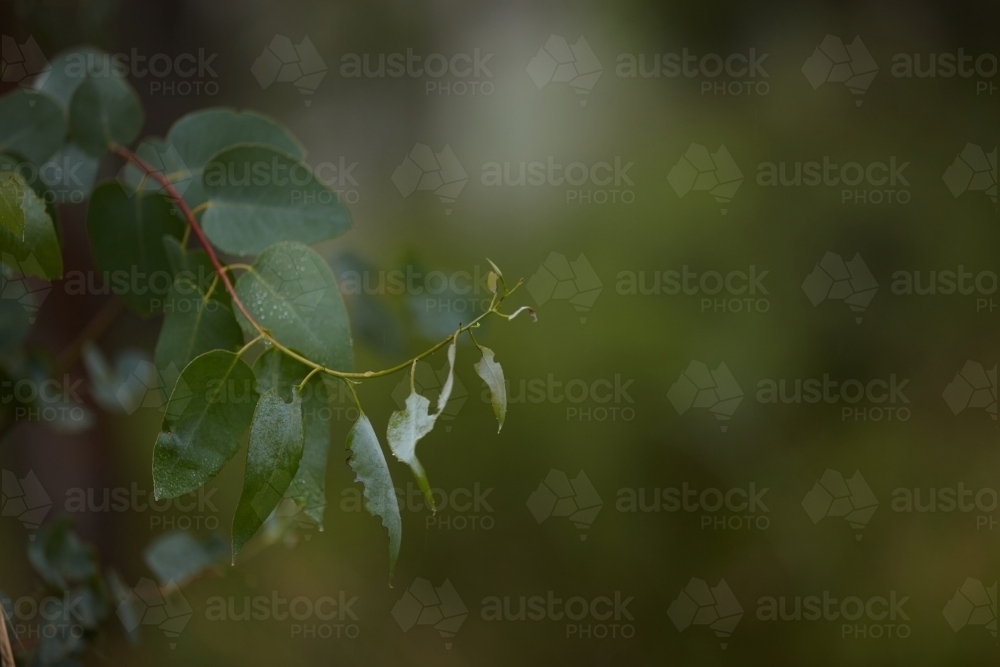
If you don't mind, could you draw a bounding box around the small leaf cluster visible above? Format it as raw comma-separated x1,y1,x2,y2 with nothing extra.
0,47,532,585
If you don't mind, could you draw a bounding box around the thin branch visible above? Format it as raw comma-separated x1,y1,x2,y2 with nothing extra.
112,145,259,331
112,144,526,382
0,599,16,667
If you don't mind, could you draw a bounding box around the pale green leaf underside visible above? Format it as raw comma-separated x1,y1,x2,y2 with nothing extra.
386,391,436,507
347,414,402,578
475,346,507,432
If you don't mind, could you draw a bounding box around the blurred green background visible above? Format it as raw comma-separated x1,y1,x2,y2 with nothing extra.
0,0,997,664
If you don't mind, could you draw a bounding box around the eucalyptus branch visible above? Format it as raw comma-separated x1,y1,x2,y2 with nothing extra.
112,143,527,385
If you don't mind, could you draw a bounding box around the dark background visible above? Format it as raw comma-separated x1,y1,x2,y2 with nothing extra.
1,0,997,664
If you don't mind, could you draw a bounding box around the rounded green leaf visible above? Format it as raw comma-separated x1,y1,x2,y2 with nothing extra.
85,182,185,315
0,170,62,280
160,108,303,209
152,350,260,499
235,242,353,371
232,388,304,561
33,47,105,110
68,70,144,157
202,145,351,256
0,90,66,165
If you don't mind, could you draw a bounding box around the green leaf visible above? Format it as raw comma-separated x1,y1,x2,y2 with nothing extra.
235,242,353,371
232,388,304,561
33,47,104,109
68,68,144,157
253,348,331,525
347,414,402,578
474,346,507,432
0,90,66,164
384,338,457,509
386,390,437,508
153,350,260,499
85,182,185,315
125,108,304,209
202,145,351,256
0,171,62,280
0,172,25,238
143,530,227,586
153,272,244,398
